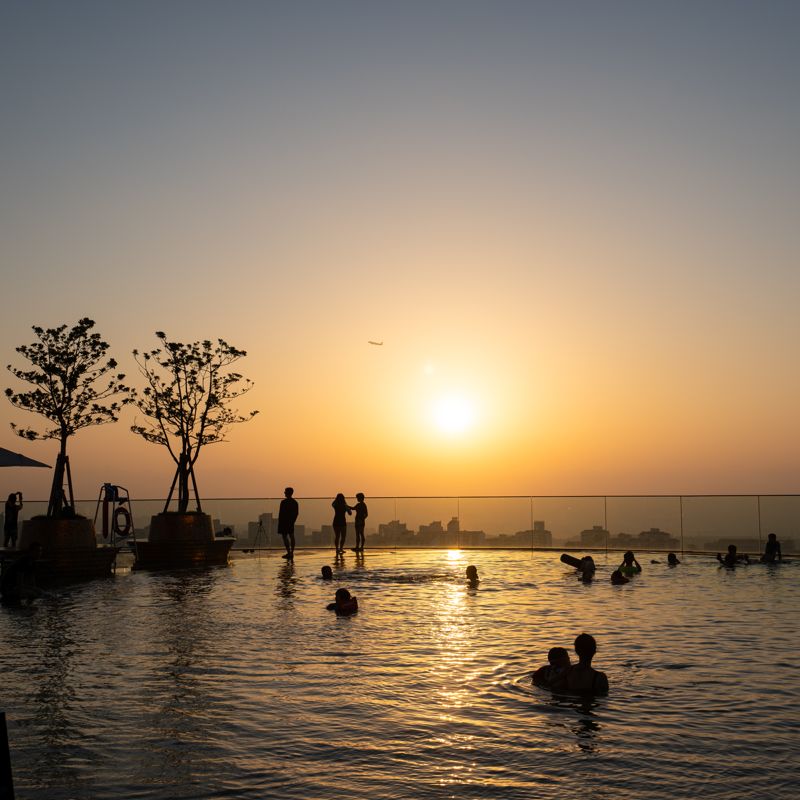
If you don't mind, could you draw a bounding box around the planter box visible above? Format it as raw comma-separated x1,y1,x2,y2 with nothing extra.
18,517,118,584
132,512,233,570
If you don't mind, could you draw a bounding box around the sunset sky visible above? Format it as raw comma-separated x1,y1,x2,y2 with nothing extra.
1,1,798,501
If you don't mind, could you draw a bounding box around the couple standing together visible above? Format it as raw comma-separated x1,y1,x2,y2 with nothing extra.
332,492,368,554
277,488,368,560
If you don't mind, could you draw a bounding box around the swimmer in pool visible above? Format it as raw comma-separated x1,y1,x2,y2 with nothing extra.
761,533,782,563
466,565,479,586
565,633,609,694
618,550,642,576
667,552,680,566
321,565,333,580
717,544,750,568
326,587,358,616
610,569,629,585
579,556,595,583
532,646,571,690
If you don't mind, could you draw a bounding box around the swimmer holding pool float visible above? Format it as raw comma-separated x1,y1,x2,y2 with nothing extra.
326,587,358,616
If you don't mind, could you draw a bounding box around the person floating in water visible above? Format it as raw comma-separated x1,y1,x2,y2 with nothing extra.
618,550,642,576
4,491,23,549
321,565,333,580
466,565,479,586
667,552,680,566
352,493,368,553
717,544,750,567
332,493,353,554
532,646,571,690
326,587,358,616
761,533,782,563
610,569,629,585
278,487,299,560
565,633,609,694
1,541,42,606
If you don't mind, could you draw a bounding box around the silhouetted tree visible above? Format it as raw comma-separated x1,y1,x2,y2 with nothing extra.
130,333,258,513
5,318,130,516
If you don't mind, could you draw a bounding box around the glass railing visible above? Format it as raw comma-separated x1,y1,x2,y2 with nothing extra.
5,495,798,555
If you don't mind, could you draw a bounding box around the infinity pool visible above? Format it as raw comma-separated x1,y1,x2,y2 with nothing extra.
1,550,798,799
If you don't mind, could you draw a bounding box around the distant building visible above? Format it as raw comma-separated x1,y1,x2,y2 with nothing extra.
565,525,608,548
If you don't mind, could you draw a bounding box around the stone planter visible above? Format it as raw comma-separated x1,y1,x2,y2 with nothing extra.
132,512,233,570
17,516,118,585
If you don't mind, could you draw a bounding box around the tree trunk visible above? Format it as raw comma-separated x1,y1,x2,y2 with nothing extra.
47,437,69,517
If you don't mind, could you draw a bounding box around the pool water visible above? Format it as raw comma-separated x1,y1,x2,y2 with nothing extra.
1,550,798,799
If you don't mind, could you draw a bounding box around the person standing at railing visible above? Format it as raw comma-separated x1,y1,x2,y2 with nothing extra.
278,487,299,561
3,492,22,549
352,493,368,553
332,493,353,554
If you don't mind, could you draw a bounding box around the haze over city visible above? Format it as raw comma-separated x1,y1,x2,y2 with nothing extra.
2,1,798,502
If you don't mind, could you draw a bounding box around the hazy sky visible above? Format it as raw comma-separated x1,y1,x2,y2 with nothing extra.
1,1,798,500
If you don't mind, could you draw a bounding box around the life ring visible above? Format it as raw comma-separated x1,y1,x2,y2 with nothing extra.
112,506,132,537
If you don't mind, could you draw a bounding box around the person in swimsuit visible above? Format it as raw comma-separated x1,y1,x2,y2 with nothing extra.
352,493,368,552
565,633,609,694
717,544,749,567
326,587,358,616
331,493,353,554
618,551,642,576
761,533,782,563
532,646,571,690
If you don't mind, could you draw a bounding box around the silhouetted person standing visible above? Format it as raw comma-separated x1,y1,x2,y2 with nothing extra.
352,493,368,552
278,487,299,560
4,492,22,549
332,493,352,554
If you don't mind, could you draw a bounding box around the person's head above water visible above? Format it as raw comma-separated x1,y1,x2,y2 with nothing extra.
667,552,680,565
611,569,629,584
548,646,570,669
574,633,598,663
321,565,333,580
623,550,635,564
335,587,351,603
466,565,479,582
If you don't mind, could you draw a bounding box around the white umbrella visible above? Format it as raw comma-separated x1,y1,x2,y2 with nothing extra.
0,447,50,468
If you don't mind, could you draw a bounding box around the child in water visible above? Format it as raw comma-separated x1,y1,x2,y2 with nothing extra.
466,565,479,586
618,551,642,576
532,646,571,690
610,569,629,585
326,587,358,616
321,565,333,580
717,544,750,567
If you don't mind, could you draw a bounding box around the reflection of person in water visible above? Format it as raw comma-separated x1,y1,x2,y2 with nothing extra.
532,646,571,689
761,533,782,563
332,493,353,554
565,633,609,695
1,541,42,606
466,565,479,587
352,493,368,553
717,544,749,567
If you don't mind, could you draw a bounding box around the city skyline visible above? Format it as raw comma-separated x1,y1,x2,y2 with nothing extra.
2,2,799,501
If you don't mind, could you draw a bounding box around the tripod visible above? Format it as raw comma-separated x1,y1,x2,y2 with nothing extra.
249,518,267,555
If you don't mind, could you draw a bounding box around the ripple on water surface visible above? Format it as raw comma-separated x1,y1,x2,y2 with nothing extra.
1,550,799,799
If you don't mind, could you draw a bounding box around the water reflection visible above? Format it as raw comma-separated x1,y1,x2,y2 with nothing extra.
545,693,603,753
275,562,297,606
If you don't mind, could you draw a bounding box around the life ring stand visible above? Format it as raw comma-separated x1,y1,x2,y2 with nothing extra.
113,506,132,537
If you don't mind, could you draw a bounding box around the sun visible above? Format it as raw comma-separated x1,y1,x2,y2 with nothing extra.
432,393,477,435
